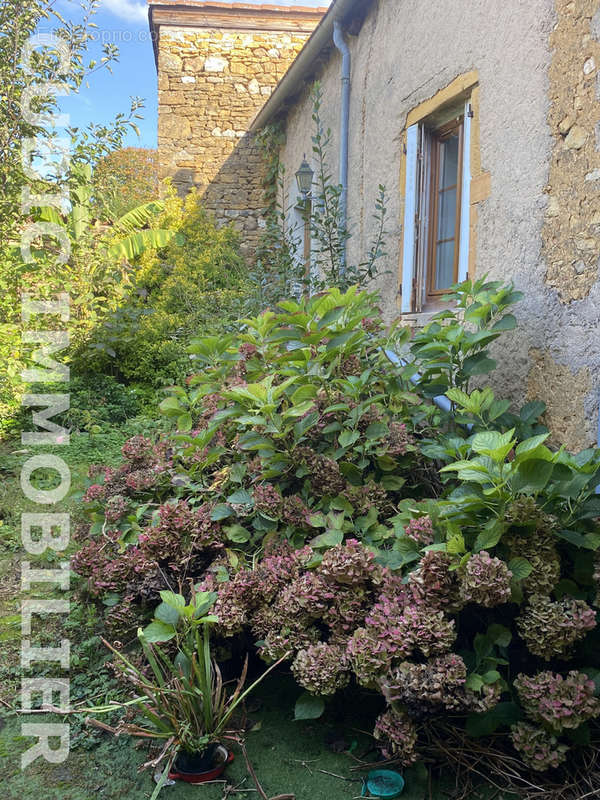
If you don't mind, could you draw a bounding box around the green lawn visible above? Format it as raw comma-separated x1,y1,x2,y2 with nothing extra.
0,424,514,800
1,676,382,800
0,423,375,800
0,421,159,706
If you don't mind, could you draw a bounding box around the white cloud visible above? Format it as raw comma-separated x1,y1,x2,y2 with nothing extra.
101,0,148,23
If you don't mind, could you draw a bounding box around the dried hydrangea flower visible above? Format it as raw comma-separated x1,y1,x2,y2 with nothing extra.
373,708,418,764
281,494,311,528
280,572,335,617
72,539,109,580
320,539,382,586
104,494,129,523
510,722,568,772
125,468,159,493
87,548,154,598
404,516,434,546
83,483,105,503
461,681,503,714
504,496,558,532
387,422,414,456
514,670,600,732
381,654,467,712
159,501,221,548
364,592,414,659
398,604,457,657
517,594,596,659
346,626,392,687
252,605,320,662
324,586,372,636
504,498,561,594
506,533,560,597
340,354,361,377
522,546,561,596
253,483,283,518
364,588,456,662
121,435,155,464
458,551,513,607
292,643,350,695
294,446,346,496
343,482,390,516
408,551,460,610
210,579,250,637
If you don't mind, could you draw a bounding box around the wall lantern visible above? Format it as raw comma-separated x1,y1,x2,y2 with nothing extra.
295,156,314,197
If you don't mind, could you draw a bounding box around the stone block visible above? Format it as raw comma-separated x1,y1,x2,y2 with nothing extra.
204,56,229,72
160,52,182,72
185,56,206,71
564,125,587,149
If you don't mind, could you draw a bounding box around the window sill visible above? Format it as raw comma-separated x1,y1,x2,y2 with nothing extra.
399,300,464,329
398,310,441,329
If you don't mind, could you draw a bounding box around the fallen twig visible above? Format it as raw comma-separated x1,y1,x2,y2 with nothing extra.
84,717,119,735
317,768,358,783
422,719,600,800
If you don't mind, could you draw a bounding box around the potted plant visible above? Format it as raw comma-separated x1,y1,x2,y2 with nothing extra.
90,588,287,796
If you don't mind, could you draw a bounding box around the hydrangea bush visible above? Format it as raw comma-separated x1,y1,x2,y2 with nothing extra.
74,288,428,626
72,282,600,775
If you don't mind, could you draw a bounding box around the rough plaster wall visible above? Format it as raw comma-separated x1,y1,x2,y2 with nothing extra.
278,0,600,450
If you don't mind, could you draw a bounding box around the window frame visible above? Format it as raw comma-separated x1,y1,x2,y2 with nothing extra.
401,100,472,314
425,115,464,300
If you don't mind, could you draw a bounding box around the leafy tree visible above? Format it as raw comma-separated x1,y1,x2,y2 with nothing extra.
93,147,159,221
0,0,144,432
0,0,128,241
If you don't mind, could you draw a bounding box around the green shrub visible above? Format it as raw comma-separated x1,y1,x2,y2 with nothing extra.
78,188,250,387
71,281,600,783
61,375,142,431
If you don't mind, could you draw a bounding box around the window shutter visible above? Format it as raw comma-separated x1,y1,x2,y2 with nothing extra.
457,102,472,283
414,126,431,313
401,124,419,313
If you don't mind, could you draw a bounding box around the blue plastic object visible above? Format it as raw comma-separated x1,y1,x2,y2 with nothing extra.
361,769,405,798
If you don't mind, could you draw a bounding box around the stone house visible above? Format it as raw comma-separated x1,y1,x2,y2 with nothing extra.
149,1,326,256
149,0,600,451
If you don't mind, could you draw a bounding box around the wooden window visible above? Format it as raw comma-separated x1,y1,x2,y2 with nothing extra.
401,103,472,315
426,117,464,298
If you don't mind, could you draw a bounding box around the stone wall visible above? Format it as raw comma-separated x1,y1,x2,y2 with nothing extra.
153,5,323,257
543,0,600,304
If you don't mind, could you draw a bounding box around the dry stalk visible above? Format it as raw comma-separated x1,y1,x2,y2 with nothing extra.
422,720,600,800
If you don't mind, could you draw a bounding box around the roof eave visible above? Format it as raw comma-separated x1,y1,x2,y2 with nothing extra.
149,4,159,70
148,1,328,72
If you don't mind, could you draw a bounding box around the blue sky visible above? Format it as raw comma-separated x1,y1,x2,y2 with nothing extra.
54,0,331,150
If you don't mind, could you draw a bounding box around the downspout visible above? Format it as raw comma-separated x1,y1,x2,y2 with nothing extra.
333,19,350,275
